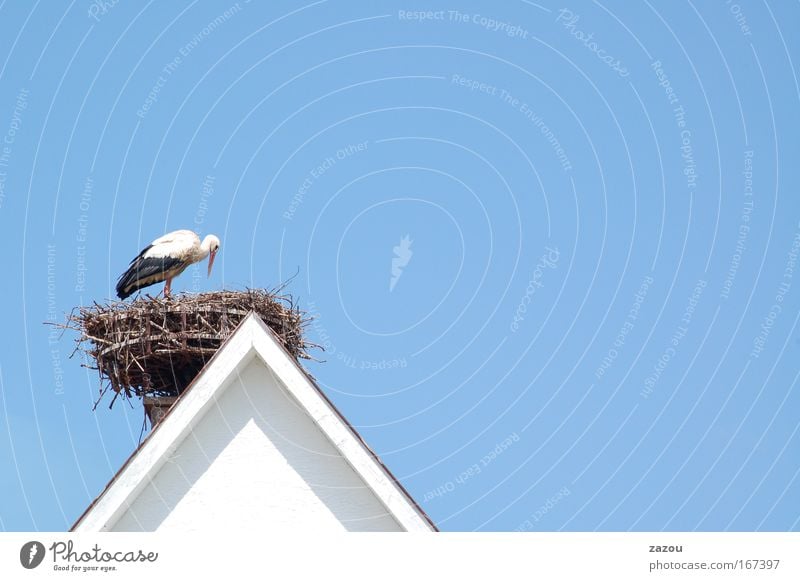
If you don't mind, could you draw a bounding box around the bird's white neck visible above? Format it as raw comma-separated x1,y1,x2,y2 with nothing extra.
200,234,219,257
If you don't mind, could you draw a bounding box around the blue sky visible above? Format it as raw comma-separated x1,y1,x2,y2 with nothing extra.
0,0,798,532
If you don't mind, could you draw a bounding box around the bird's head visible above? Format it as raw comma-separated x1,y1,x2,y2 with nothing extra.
204,234,221,277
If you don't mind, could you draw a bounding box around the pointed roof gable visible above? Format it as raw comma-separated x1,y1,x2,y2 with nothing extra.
73,313,436,532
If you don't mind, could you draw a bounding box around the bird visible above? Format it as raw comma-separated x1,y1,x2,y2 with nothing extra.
116,230,220,299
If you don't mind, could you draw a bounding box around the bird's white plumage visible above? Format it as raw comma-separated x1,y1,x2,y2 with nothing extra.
116,229,220,299
143,230,201,259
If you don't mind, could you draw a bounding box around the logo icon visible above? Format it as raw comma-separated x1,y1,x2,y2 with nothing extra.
390,235,413,292
20,541,46,569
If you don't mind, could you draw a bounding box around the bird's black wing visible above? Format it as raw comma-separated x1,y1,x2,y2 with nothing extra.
128,243,153,264
115,254,184,299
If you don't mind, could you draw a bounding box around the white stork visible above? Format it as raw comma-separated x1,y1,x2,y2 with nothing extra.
116,230,220,299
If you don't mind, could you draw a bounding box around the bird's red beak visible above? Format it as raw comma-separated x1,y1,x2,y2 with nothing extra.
207,250,216,277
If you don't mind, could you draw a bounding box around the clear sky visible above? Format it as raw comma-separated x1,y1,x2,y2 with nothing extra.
0,0,798,532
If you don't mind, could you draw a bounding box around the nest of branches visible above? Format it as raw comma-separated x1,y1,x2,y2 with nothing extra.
63,289,311,408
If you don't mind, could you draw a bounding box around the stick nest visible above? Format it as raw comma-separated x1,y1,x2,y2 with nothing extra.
64,289,311,408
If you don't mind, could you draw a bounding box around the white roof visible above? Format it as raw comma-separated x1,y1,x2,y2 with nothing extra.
72,313,436,532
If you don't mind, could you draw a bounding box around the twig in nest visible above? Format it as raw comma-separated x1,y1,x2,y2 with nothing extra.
61,288,312,409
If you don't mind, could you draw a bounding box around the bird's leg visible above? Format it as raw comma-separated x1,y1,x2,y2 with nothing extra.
164,278,172,298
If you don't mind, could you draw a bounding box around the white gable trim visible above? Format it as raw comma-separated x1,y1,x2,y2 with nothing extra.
73,313,435,532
